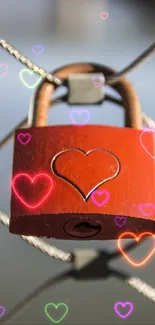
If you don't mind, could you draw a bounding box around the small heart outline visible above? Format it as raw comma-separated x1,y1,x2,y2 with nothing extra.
19,69,42,89
92,75,105,88
114,301,134,319
114,216,127,227
132,203,155,217
45,303,68,324
17,133,31,145
140,203,155,217
12,173,53,209
69,109,90,125
0,306,6,318
32,44,44,56
91,190,110,207
100,12,109,20
0,64,8,78
118,232,155,267
140,128,155,159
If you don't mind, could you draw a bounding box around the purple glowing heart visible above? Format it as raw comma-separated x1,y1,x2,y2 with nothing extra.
91,190,110,207
114,216,127,227
32,45,44,56
0,306,6,318
114,302,134,319
69,109,90,125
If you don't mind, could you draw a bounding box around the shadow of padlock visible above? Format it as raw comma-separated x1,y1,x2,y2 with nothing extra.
10,62,155,239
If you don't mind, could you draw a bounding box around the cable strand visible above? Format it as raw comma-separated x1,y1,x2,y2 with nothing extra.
0,210,73,263
106,42,155,85
0,39,62,86
1,39,155,87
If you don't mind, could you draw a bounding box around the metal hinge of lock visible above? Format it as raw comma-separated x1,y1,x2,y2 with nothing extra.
68,73,105,105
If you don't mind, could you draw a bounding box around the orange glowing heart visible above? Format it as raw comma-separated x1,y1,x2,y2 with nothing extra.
118,232,155,267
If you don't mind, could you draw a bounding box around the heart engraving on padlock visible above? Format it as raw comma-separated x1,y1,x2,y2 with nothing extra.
51,148,120,201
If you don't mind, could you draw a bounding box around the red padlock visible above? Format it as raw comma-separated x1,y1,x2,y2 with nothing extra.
10,63,155,239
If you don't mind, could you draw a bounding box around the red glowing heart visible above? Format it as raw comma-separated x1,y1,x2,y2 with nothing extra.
12,173,53,209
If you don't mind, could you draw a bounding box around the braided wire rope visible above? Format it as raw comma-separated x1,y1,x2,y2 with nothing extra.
0,210,73,263
0,39,154,86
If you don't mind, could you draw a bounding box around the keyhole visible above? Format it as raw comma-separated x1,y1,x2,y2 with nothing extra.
75,221,101,233
63,218,102,238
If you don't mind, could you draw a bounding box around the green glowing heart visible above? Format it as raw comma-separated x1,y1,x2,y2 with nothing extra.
45,303,68,323
19,69,42,88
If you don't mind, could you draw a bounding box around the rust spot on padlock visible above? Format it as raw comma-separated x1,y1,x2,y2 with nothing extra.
63,218,102,238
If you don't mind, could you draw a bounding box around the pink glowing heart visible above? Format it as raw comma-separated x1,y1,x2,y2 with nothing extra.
17,133,31,145
0,306,6,318
132,204,155,217
140,204,155,217
91,190,110,207
100,12,109,20
114,302,134,319
0,64,8,78
92,75,105,88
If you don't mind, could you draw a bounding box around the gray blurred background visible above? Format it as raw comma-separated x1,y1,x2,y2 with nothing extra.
0,0,155,324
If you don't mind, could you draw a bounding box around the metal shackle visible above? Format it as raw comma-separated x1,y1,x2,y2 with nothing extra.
31,62,142,129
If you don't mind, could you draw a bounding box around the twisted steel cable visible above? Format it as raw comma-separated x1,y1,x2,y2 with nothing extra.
0,210,73,263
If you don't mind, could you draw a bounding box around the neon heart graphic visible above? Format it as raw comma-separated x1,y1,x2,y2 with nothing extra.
19,69,42,89
132,203,155,217
12,173,53,209
0,306,6,318
69,109,90,125
91,190,110,207
45,303,68,324
140,128,155,159
114,302,134,319
100,12,109,20
0,64,8,78
32,44,44,56
17,133,31,145
114,216,127,227
92,75,105,88
140,203,155,217
51,148,120,201
118,232,155,267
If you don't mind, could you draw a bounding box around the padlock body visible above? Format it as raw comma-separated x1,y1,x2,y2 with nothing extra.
10,125,155,239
